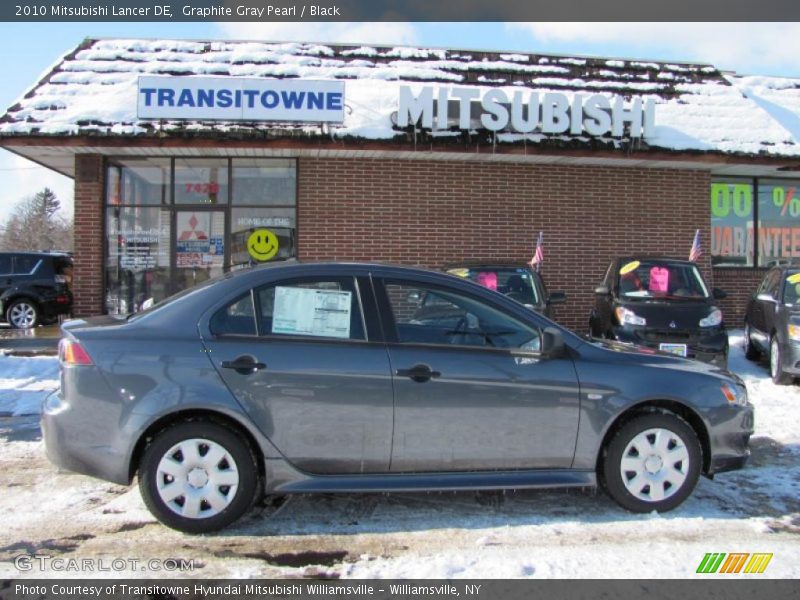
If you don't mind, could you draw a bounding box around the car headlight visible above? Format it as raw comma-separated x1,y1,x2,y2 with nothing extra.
720,383,748,406
699,308,722,327
788,324,800,341
615,306,646,326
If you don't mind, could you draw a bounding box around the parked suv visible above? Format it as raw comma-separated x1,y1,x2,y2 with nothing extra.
743,263,800,384
445,262,566,318
0,252,73,328
589,257,728,367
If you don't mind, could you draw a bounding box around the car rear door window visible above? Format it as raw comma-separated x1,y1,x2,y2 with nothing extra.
12,256,40,275
0,256,10,275
384,281,540,351
210,293,257,336
256,277,366,341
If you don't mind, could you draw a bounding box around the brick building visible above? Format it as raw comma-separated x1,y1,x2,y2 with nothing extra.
2,38,800,331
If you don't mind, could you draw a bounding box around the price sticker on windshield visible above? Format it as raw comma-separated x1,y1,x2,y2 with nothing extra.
787,273,800,284
619,261,640,275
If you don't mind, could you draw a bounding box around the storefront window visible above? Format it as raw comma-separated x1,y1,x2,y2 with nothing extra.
174,159,229,205
232,159,296,205
757,180,800,266
106,158,169,206
230,208,296,268
106,206,171,315
710,179,754,267
105,157,296,315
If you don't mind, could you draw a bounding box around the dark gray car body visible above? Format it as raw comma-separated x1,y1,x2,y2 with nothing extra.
43,262,753,495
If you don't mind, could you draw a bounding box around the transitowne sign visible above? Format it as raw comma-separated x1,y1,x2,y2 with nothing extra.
137,76,345,122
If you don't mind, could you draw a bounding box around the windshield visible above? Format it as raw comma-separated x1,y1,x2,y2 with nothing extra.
617,260,709,300
447,267,540,305
784,271,800,305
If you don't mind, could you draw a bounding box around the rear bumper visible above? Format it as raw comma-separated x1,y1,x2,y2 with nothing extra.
779,339,800,375
707,402,754,475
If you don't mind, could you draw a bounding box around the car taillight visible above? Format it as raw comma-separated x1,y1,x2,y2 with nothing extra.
55,295,69,304
59,339,93,365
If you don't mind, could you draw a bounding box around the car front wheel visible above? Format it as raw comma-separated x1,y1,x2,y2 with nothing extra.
770,336,793,385
602,412,701,513
6,299,39,329
139,421,260,533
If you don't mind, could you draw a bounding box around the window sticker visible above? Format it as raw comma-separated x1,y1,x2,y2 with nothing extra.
272,286,352,339
649,266,670,292
619,260,640,275
787,273,800,284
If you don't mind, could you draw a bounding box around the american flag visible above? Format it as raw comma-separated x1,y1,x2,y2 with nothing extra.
689,229,702,262
529,231,544,271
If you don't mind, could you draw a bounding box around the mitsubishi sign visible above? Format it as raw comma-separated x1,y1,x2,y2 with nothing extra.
397,85,656,138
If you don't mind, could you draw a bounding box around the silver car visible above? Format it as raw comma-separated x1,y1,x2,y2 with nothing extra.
43,262,754,533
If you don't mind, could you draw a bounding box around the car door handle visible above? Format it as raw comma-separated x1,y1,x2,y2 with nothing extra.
221,356,266,374
396,364,441,383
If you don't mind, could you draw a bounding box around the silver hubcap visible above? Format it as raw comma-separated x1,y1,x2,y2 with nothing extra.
771,339,779,378
620,428,689,503
156,438,239,519
9,303,35,328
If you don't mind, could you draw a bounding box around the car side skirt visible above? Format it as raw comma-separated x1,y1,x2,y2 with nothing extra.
266,462,596,493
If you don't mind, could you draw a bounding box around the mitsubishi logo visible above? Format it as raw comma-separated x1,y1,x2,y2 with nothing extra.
669,321,678,329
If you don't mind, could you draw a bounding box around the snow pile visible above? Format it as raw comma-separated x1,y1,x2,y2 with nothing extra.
3,38,800,157
0,353,59,416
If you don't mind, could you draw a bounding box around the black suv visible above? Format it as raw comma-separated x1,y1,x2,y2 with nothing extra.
743,263,800,384
444,262,566,318
0,252,73,328
589,257,728,367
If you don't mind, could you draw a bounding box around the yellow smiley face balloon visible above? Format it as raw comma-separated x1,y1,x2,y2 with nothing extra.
247,228,279,261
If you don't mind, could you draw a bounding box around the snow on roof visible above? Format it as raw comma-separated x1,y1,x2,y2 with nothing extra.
2,38,800,159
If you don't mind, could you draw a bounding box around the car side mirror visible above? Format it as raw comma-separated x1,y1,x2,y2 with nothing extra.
756,293,775,302
712,287,727,300
594,285,610,296
540,326,566,359
547,291,567,305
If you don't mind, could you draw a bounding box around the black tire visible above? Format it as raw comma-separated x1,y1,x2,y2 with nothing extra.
744,323,759,361
601,412,702,513
6,298,40,329
770,336,793,385
139,420,260,534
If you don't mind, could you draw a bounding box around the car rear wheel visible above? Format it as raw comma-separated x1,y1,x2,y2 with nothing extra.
602,412,701,513
744,323,759,361
139,421,260,533
6,299,39,329
770,336,793,385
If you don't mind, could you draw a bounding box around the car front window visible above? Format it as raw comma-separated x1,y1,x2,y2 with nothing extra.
617,260,709,300
783,272,800,304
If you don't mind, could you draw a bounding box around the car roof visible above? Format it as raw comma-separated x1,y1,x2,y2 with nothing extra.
614,256,697,266
0,251,72,258
443,261,535,270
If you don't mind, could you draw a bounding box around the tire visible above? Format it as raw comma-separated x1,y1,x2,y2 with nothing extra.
6,299,39,329
601,412,701,513
770,336,793,385
744,323,759,361
138,420,260,534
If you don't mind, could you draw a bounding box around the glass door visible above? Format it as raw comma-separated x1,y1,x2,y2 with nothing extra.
173,209,226,292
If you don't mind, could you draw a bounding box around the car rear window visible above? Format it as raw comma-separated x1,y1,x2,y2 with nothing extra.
447,267,540,305
12,256,40,275
210,294,257,336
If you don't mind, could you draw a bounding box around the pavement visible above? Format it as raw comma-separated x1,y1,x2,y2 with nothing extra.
0,324,60,355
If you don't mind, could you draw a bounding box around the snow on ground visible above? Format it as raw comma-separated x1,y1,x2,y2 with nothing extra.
0,332,797,579
0,353,59,416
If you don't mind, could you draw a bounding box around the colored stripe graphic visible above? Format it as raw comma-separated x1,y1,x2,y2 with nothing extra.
744,553,773,574
720,553,749,573
697,553,726,573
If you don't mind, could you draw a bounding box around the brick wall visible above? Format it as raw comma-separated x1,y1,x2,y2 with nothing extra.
713,267,766,327
72,154,104,318
298,158,712,331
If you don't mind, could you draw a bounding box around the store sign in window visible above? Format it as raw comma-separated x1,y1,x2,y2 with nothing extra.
757,182,800,266
711,181,754,267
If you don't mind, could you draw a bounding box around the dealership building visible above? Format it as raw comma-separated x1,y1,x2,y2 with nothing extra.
2,38,800,330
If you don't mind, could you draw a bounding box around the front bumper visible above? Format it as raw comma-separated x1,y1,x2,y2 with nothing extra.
611,325,728,366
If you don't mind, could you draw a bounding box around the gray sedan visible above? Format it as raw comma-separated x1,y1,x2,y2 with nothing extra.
43,263,754,533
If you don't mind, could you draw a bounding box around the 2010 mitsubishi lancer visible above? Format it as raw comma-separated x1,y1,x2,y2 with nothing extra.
43,262,753,533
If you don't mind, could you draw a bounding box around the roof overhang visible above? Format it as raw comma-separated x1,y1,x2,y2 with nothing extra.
2,136,797,180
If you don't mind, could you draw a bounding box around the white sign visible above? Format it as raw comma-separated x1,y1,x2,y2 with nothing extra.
138,76,345,123
397,86,656,138
272,287,352,339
